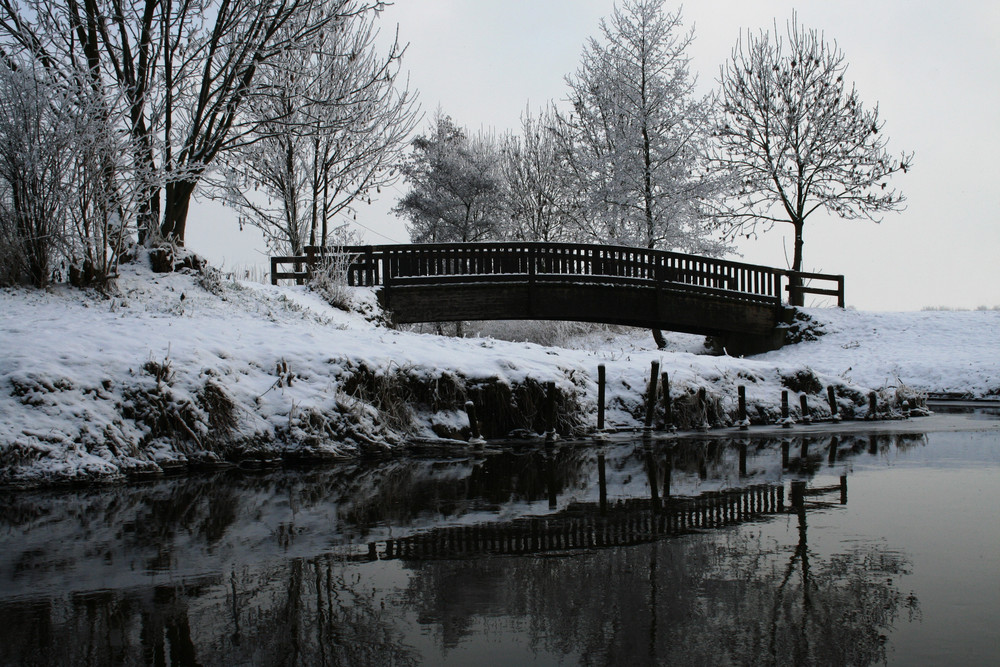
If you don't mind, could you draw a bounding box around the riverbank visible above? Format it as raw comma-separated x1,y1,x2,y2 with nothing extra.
2,254,998,486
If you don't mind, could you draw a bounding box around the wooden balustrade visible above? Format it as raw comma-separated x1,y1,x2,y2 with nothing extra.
270,242,843,307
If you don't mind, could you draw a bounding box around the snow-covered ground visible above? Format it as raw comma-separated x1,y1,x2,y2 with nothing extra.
1,255,997,486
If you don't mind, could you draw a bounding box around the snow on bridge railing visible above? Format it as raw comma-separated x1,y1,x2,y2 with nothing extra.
270,242,844,307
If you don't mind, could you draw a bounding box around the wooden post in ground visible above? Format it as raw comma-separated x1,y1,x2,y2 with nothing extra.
868,392,878,419
738,385,748,430
645,361,660,428
545,381,558,441
661,372,672,429
799,394,811,424
698,387,709,430
840,475,848,504
597,364,606,431
465,401,482,443
827,386,839,420
781,390,791,428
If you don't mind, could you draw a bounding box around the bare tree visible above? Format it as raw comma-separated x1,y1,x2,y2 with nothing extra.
555,0,727,255
714,12,913,304
218,2,417,255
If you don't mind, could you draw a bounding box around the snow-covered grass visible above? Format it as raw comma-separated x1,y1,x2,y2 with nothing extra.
1,253,997,486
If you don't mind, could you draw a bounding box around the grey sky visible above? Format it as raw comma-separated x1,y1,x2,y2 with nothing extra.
190,0,1000,310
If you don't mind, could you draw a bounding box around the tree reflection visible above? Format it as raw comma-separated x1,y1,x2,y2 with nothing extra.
0,431,935,664
403,500,916,666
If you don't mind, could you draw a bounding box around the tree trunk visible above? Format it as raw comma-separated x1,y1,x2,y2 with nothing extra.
789,220,805,306
137,188,160,246
160,180,197,244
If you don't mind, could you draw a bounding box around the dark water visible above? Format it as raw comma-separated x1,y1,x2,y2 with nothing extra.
2,417,999,666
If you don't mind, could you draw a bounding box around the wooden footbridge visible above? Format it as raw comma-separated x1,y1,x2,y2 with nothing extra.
271,242,844,354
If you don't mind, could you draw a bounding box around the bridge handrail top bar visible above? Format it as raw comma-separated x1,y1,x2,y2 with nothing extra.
306,241,799,277
783,269,845,281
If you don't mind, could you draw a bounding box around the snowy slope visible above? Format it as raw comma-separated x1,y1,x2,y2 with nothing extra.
1,255,997,485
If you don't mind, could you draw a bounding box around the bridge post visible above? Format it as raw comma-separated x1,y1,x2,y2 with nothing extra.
364,246,375,286
382,247,392,289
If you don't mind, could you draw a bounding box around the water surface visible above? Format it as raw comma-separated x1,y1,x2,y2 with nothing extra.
1,415,998,665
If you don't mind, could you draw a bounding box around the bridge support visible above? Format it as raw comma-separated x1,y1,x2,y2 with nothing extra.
380,282,790,354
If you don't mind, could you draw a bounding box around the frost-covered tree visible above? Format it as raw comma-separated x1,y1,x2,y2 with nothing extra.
394,112,503,243
556,0,727,254
714,13,913,304
0,57,144,287
0,0,359,247
497,105,572,242
0,62,72,286
218,4,418,255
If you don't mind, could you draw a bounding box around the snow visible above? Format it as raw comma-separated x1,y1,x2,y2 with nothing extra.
1,254,997,486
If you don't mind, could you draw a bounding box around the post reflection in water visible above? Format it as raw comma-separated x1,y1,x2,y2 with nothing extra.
3,430,980,666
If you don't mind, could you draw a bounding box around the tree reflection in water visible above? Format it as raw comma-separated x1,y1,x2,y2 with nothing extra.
0,433,929,665
404,511,916,665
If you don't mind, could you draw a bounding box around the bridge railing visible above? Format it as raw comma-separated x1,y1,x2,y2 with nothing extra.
270,242,844,307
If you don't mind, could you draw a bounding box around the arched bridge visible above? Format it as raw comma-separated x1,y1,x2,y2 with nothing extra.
271,242,845,354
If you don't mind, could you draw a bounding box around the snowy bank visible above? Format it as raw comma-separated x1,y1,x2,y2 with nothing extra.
1,256,997,486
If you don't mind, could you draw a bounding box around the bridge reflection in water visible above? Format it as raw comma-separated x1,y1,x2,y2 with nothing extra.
0,434,925,666
367,477,842,562
272,243,846,353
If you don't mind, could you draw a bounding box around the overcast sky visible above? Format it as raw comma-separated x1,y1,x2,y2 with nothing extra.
189,0,1000,311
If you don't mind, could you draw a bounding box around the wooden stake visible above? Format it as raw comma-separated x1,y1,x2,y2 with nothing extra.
738,385,748,429
827,385,839,420
661,372,672,428
597,364,606,431
465,400,481,441
645,361,660,428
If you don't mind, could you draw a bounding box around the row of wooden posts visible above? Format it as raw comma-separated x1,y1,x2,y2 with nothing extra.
464,360,897,443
